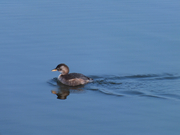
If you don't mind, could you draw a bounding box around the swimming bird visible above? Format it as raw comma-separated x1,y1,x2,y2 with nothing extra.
52,63,93,86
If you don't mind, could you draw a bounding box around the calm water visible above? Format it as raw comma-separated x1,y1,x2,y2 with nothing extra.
0,0,180,135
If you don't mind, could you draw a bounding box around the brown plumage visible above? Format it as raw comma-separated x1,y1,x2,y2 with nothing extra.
52,64,93,86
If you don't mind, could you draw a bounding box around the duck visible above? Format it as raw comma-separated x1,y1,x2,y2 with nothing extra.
52,63,93,86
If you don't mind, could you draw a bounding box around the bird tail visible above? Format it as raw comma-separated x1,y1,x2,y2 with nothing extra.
88,78,93,82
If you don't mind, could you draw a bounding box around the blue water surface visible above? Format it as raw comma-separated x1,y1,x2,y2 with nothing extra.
0,0,180,135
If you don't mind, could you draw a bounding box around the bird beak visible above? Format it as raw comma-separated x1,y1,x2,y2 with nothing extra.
51,69,57,72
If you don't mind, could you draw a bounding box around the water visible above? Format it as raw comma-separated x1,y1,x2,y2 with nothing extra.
0,0,180,134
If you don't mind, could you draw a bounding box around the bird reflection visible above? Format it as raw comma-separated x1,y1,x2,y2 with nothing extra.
51,89,70,100
50,78,85,100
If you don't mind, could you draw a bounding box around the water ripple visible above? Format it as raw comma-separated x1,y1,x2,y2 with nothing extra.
89,73,180,100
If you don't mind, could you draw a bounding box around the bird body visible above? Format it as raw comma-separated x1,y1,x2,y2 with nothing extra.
52,64,93,86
